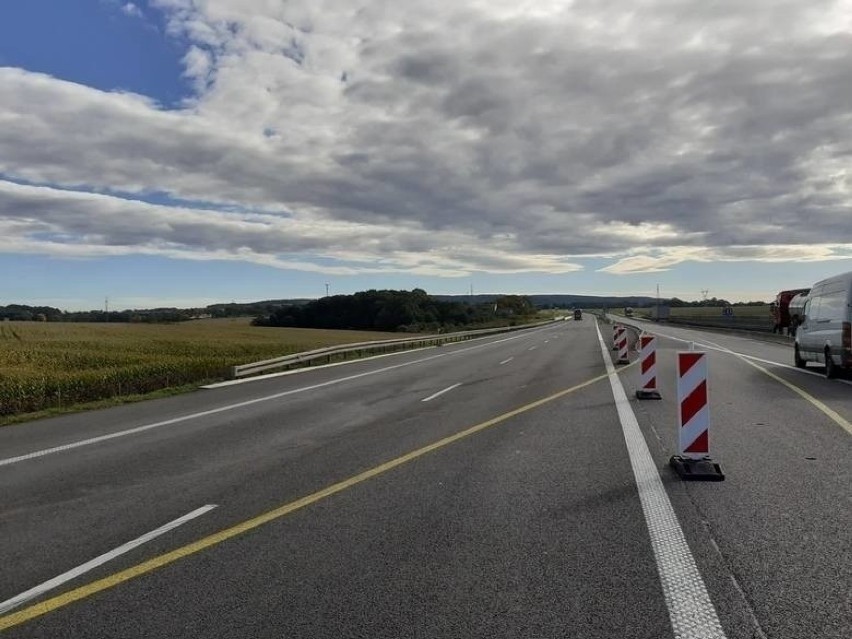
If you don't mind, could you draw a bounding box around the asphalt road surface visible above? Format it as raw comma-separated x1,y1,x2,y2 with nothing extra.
1,317,849,638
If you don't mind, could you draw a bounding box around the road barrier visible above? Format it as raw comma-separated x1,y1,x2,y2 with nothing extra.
669,351,724,480
612,324,619,350
616,326,629,364
635,335,661,400
229,321,555,379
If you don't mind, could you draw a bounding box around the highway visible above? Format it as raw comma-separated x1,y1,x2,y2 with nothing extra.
0,318,849,638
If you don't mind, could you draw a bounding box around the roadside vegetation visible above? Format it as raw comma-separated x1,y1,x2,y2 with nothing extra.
0,319,406,422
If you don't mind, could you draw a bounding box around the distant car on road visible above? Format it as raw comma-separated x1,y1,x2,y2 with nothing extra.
794,271,852,378
573,309,582,321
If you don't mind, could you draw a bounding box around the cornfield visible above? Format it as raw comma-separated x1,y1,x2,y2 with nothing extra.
0,319,405,420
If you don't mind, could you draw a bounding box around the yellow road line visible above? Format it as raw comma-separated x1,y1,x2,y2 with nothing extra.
736,356,851,436
0,368,621,632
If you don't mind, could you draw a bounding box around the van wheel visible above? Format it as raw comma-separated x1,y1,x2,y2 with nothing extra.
794,345,806,369
824,349,838,379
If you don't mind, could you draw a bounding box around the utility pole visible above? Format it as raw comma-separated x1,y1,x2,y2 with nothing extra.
325,283,329,297
656,284,660,321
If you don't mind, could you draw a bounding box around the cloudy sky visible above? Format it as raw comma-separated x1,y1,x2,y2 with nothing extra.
1,0,851,310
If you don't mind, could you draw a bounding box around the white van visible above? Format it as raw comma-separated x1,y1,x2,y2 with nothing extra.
794,270,852,378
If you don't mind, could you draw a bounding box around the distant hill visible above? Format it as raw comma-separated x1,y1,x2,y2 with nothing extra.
0,293,660,323
431,294,659,308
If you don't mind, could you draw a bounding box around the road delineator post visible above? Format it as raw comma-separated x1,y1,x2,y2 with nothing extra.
635,334,661,400
616,326,629,365
669,351,725,481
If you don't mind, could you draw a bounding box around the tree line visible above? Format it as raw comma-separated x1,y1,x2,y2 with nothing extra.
666,298,768,308
252,289,536,332
0,304,215,323
0,301,307,323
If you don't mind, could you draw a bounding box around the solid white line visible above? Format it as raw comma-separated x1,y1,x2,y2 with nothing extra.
691,335,852,387
0,505,217,614
1,326,558,468
421,383,462,403
738,356,852,386
594,320,727,639
643,327,852,386
499,357,514,365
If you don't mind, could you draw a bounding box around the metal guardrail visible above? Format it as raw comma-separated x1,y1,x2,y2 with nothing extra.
230,321,555,379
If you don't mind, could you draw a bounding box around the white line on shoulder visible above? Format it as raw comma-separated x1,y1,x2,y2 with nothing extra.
0,505,217,615
594,320,727,639
421,383,462,403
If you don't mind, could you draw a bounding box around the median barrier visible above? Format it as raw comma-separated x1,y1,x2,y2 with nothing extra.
669,351,724,481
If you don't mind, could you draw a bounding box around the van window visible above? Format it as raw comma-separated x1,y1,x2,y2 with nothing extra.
804,298,818,321
813,290,846,322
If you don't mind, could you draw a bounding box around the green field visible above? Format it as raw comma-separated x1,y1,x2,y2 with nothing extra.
0,319,408,421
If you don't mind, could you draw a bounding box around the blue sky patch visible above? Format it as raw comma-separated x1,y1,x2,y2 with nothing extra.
0,0,191,106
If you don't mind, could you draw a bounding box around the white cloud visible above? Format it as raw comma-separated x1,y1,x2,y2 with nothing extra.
182,46,213,91
121,3,143,19
1,0,851,277
0,180,583,276
600,245,852,274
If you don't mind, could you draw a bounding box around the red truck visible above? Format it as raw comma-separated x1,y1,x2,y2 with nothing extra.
771,288,810,335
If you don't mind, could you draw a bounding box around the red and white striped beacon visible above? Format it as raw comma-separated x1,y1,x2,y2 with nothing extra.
616,326,629,364
635,334,661,399
612,324,620,350
669,351,725,480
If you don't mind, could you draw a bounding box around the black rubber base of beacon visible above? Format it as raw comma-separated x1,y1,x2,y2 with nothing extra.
635,389,662,400
669,455,725,481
